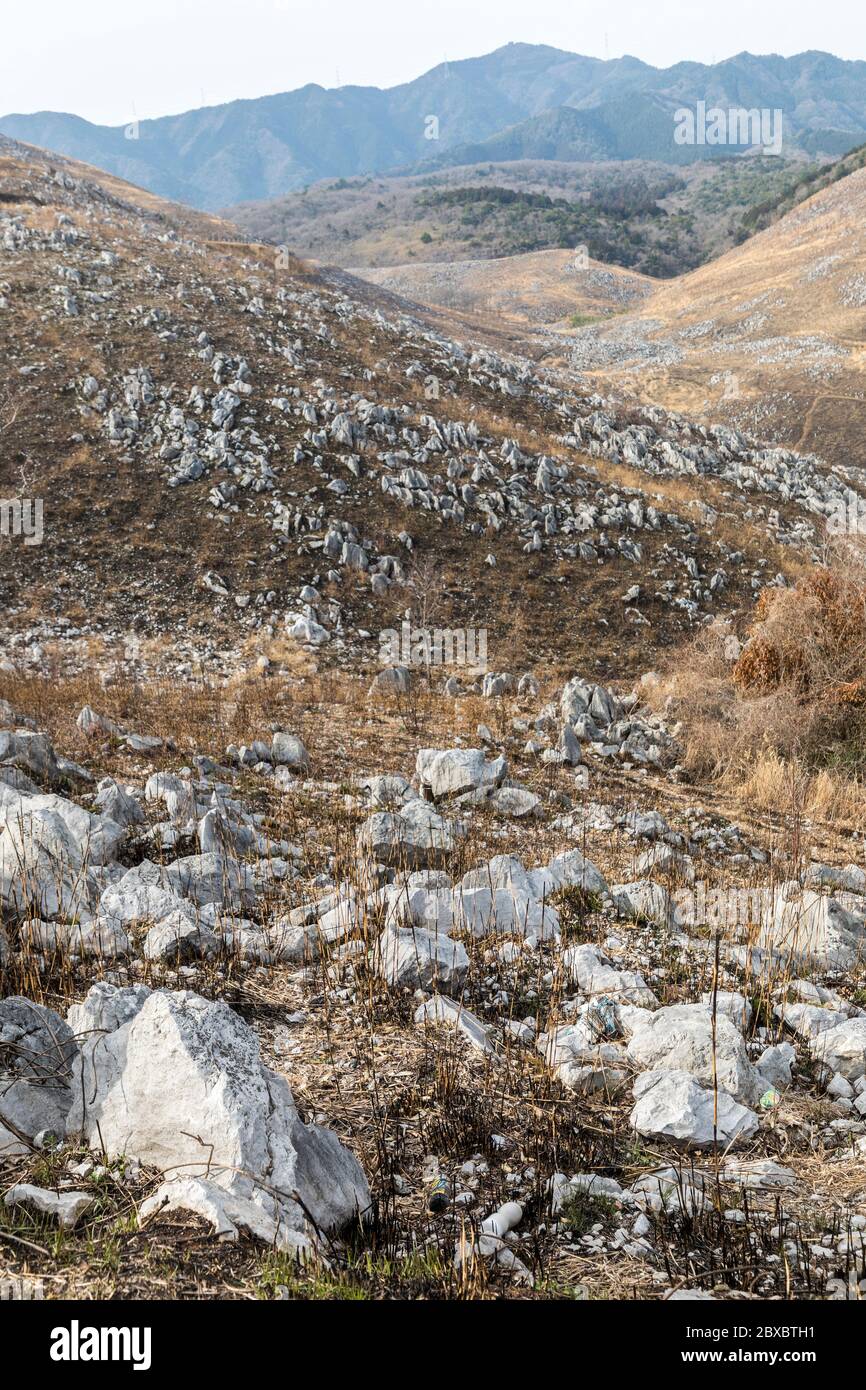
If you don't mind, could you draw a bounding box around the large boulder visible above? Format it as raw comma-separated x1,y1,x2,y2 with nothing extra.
561,677,594,724
482,672,515,698
416,748,506,800
0,730,58,782
539,1025,629,1092
66,985,369,1255
775,1001,846,1041
563,943,658,1008
610,879,678,928
809,1017,866,1081
18,916,130,961
376,921,468,993
368,666,410,697
455,856,559,939
22,793,124,865
358,800,456,867
557,723,583,766
145,772,198,825
535,848,609,899
76,706,122,739
454,885,559,940
0,997,78,1154
700,991,752,1032
94,777,145,828
0,805,97,921
165,853,257,911
630,1071,760,1148
561,678,623,728
100,867,197,929
143,912,219,964
198,807,253,857
362,774,416,809
755,891,865,971
627,1004,760,1104
414,996,494,1054
386,880,454,935
485,785,541,819
271,733,310,773
804,863,866,896
755,1040,796,1092
0,766,39,795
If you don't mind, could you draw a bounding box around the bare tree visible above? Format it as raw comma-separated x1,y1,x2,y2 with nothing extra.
407,555,445,635
0,381,33,490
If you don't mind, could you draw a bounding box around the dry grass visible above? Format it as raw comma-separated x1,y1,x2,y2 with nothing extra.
739,751,866,824
644,557,866,829
2,664,865,1300
352,248,651,329
560,162,866,466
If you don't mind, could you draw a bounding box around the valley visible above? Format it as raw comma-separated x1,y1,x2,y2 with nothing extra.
2,35,866,1314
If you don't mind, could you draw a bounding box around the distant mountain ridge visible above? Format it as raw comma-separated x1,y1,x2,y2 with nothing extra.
3,43,866,209
414,96,728,170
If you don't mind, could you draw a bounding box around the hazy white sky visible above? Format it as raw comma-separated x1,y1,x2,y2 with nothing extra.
3,0,864,124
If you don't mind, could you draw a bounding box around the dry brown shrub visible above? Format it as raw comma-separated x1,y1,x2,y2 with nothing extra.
733,566,866,706
645,558,866,809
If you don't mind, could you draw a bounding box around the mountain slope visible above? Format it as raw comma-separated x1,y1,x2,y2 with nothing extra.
3,44,866,209
736,138,866,234
350,248,654,328
560,160,866,466
3,139,866,1313
1,132,861,684
411,95,768,170
226,156,815,284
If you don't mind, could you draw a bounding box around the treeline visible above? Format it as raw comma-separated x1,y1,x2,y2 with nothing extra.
736,142,866,235
415,180,702,277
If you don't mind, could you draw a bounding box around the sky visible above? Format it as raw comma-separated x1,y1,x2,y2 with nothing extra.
3,0,865,125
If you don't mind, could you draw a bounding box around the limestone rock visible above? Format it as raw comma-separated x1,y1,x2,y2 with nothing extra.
271,733,311,772
0,997,78,1155
66,985,370,1255
358,800,456,867
627,1004,760,1104
376,922,468,993
4,1183,93,1229
630,1070,760,1148
414,996,494,1053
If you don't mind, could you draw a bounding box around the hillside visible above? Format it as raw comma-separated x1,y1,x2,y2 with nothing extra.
226,156,815,280
2,44,865,209
3,134,866,1310
349,248,654,328
0,133,859,681
736,138,866,233
560,162,866,466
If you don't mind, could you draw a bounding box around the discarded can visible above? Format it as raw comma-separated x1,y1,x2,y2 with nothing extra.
759,1087,781,1110
587,996,619,1041
428,1176,449,1213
